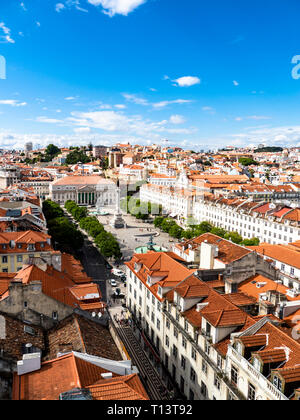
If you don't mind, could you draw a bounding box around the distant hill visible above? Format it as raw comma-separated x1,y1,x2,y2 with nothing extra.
254,147,283,153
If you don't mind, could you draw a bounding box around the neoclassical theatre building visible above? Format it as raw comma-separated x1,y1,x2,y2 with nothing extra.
49,175,117,207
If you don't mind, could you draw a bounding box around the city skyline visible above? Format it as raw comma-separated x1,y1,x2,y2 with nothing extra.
1,0,300,150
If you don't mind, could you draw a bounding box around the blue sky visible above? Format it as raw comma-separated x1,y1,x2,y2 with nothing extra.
1,0,300,150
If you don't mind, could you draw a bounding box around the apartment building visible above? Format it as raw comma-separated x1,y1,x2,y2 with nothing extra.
140,184,194,222
193,196,300,245
0,231,52,273
247,242,300,291
124,235,300,400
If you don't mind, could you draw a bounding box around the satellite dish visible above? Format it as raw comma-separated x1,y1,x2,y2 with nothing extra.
98,312,102,318
92,312,96,317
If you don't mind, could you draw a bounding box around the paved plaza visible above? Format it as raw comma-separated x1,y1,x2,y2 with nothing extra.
96,211,175,266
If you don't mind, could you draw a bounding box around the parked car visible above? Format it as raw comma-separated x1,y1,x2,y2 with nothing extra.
109,279,117,287
111,268,125,277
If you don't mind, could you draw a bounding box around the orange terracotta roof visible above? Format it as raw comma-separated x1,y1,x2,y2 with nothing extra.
12,353,122,401
87,374,149,400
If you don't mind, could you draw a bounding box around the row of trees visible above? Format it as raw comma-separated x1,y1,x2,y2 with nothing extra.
153,217,260,246
121,196,162,221
65,201,121,259
42,200,84,253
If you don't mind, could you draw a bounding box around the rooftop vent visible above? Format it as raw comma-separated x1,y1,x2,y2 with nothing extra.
101,372,113,379
256,282,267,289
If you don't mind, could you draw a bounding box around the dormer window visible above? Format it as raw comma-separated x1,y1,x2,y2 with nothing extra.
273,375,283,392
252,357,261,372
235,341,243,355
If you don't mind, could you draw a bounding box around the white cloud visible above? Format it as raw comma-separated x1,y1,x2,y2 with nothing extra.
56,1,88,13
36,116,64,124
0,100,26,107
122,93,149,106
20,2,27,11
170,114,186,125
0,23,15,44
153,99,192,109
64,96,77,101
115,104,126,109
55,3,66,12
172,76,201,87
233,80,239,86
87,0,146,17
74,126,91,133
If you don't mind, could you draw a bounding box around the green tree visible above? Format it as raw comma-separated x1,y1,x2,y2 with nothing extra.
241,238,260,246
169,224,184,239
45,144,61,158
224,231,243,244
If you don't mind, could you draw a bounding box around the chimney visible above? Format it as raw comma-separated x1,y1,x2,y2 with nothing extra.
200,242,217,270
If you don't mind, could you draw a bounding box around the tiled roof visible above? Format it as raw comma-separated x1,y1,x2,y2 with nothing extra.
247,243,300,270
46,314,121,361
176,233,252,264
12,353,120,400
87,375,149,400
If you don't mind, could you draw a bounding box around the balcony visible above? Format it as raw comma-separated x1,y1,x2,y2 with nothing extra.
227,345,288,400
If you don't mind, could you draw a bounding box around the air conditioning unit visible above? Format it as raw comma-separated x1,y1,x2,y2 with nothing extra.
286,289,300,298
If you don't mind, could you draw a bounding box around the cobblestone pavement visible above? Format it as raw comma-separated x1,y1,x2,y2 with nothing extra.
97,211,174,266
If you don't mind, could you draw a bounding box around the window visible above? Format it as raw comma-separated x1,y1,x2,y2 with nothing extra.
205,340,210,355
165,335,169,348
200,381,207,397
231,365,238,386
174,327,178,339
2,256,8,264
191,347,197,361
214,374,221,390
181,355,186,370
182,336,187,349
52,311,58,320
202,360,208,375
273,376,282,392
190,367,196,383
157,319,160,331
184,320,189,332
166,319,170,330
180,376,185,393
17,255,23,262
172,345,178,359
248,383,256,400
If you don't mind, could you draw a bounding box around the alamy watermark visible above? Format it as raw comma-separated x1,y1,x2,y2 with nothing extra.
292,55,300,80
0,55,6,79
